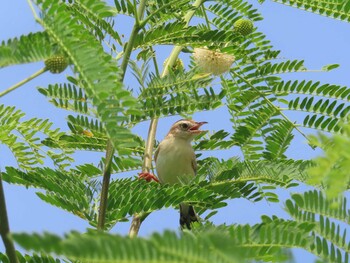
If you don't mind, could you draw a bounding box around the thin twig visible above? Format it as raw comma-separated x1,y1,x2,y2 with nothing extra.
0,68,47,98
128,0,206,237
0,172,18,263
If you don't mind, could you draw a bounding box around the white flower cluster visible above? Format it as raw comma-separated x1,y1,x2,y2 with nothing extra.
193,48,235,75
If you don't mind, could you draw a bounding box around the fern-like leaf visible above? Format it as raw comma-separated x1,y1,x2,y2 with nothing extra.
131,71,224,122
12,219,315,263
263,120,294,160
38,84,90,115
306,122,350,198
68,0,122,44
271,0,350,22
0,31,54,68
285,190,350,262
0,104,73,169
0,252,61,263
134,22,242,49
2,167,95,221
286,190,349,225
144,0,193,27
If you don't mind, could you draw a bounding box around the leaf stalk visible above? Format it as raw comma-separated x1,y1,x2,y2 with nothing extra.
0,68,47,98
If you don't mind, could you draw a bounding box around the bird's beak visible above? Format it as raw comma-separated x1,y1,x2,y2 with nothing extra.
189,121,208,134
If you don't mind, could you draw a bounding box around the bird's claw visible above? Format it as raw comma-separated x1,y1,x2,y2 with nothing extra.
138,172,160,183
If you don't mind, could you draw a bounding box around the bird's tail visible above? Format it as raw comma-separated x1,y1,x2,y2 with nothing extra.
179,203,198,229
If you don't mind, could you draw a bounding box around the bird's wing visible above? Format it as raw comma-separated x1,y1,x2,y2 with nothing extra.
191,152,197,175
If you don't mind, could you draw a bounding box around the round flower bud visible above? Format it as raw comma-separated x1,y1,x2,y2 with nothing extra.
233,19,254,36
45,55,68,74
193,48,235,75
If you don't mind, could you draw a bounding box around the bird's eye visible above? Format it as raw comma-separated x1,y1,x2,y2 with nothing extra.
180,123,189,130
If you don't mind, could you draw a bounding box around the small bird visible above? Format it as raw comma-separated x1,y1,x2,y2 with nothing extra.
139,119,207,229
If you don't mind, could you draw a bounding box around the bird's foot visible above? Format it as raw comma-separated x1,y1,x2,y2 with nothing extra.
138,172,160,183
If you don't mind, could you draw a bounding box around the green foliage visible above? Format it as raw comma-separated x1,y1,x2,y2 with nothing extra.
2,158,307,229
0,31,54,68
286,190,349,227
67,0,122,44
274,80,349,133
101,158,308,227
33,0,141,154
195,129,235,150
12,230,241,263
0,252,61,263
38,84,90,115
12,218,316,263
267,0,350,22
307,122,350,198
114,0,135,16
263,120,294,160
132,71,224,121
0,104,73,169
225,58,349,159
199,157,309,184
144,0,193,26
285,190,350,262
134,22,242,49
2,167,96,221
43,134,107,151
206,0,262,32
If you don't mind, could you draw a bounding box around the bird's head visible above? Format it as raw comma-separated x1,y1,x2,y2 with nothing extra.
167,119,207,140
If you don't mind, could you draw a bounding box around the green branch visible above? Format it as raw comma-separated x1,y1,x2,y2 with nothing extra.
0,172,18,263
0,68,47,98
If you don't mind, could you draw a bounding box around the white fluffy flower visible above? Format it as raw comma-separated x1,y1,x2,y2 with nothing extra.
193,48,235,75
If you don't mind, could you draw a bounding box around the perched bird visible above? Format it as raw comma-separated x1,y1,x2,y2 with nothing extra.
139,119,207,229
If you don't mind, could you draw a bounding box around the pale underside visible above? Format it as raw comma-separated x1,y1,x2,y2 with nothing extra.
155,136,196,185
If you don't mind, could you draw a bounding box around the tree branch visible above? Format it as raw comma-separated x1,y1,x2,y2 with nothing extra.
0,172,18,263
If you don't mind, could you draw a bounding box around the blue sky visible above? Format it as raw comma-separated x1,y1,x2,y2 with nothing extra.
1,1,350,262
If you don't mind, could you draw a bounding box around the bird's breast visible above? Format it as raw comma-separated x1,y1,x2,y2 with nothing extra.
156,138,195,185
